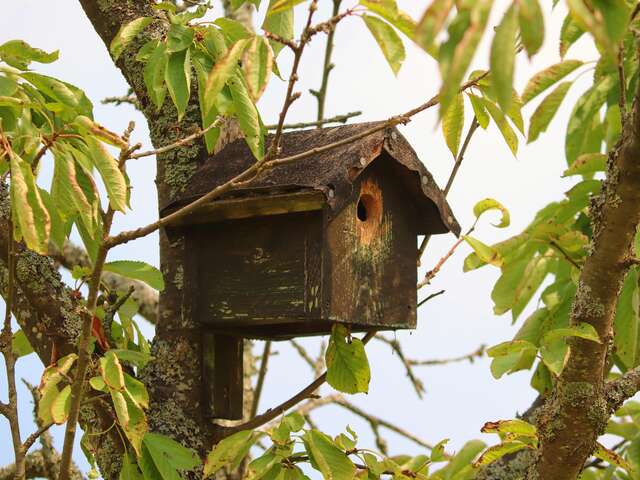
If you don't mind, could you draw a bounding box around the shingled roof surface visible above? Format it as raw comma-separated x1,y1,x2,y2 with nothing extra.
163,122,460,235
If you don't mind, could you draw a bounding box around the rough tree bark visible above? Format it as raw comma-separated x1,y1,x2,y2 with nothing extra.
527,58,640,479
74,2,253,476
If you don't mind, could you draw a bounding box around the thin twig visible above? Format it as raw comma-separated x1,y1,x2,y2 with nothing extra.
58,123,136,480
375,335,425,398
408,345,486,366
266,111,361,130
417,225,473,290
221,331,376,437
312,0,342,122
251,341,272,418
417,289,445,308
289,339,317,371
618,43,627,121
266,0,320,161
130,118,222,159
106,71,485,249
418,116,480,260
549,240,582,270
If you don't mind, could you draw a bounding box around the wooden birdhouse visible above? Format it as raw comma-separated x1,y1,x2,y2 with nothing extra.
160,122,460,419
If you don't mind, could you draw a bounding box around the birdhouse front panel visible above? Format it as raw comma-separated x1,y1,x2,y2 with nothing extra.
323,155,420,331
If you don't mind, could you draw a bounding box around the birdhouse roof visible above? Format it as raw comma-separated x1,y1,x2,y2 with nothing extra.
162,122,460,236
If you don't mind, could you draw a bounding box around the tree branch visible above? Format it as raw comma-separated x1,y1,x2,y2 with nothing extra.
266,111,362,130
51,241,158,324
220,331,376,438
312,0,342,122
530,56,640,480
106,75,483,249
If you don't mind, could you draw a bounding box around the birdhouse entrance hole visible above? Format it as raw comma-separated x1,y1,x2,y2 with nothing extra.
356,179,383,246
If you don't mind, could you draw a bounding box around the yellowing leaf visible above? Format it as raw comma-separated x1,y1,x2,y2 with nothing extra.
481,419,537,438
473,441,531,467
415,0,455,51
481,97,518,155
463,235,502,268
522,60,583,104
362,15,406,76
542,322,601,345
594,442,634,473
84,137,128,212
110,17,153,61
242,36,273,101
528,81,572,143
101,351,126,391
473,198,510,228
51,384,71,424
202,39,249,117
562,152,607,177
10,151,50,254
303,430,357,480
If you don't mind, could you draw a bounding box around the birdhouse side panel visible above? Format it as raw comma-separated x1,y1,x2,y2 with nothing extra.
193,211,323,333
323,158,419,331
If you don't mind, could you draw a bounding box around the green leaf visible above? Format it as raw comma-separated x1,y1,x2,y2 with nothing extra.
110,17,153,61
562,153,607,177
442,93,464,157
10,152,50,254
473,441,531,467
165,48,191,121
435,440,486,479
415,0,455,52
84,137,128,212
194,60,220,154
518,0,544,58
467,93,490,128
214,18,253,43
202,39,249,118
481,97,518,155
112,349,154,369
228,73,265,160
360,0,398,20
325,324,371,394
51,384,72,424
527,81,572,143
437,0,493,115
143,41,168,110
489,4,518,111
89,376,107,392
303,430,356,480
103,260,165,291
262,0,293,58
522,60,583,105
542,322,601,344
362,15,405,76
473,198,510,228
125,373,150,409
12,330,34,357
242,36,273,101
120,451,144,480
614,268,639,371
167,24,195,52
144,433,200,475
0,40,59,69
463,236,502,268
266,0,306,16
565,75,615,165
204,430,255,477
559,13,585,58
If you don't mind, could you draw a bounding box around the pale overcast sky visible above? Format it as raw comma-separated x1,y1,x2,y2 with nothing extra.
0,0,599,473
